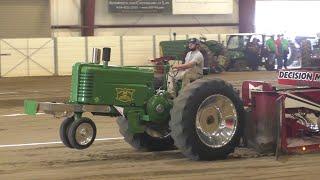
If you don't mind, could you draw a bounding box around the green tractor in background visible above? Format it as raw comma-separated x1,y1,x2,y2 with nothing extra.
224,33,276,71
292,35,320,68
312,36,320,61
158,34,277,72
24,47,244,161
159,37,227,74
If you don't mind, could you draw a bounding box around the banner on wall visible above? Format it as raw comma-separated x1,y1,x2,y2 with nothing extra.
172,0,233,15
108,0,172,13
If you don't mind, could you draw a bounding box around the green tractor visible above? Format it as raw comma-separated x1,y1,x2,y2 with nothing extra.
293,35,320,67
24,48,244,160
224,33,276,71
159,37,226,74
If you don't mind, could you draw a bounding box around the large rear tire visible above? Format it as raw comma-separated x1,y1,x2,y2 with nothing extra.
116,117,174,151
169,78,244,160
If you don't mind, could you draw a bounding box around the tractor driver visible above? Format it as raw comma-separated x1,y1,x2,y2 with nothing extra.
167,38,204,97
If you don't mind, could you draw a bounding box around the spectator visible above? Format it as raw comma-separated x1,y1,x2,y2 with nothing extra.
281,35,289,69
246,38,260,70
266,36,277,69
275,34,283,69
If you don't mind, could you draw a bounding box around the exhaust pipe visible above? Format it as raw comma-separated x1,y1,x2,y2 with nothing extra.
92,48,101,64
102,47,111,67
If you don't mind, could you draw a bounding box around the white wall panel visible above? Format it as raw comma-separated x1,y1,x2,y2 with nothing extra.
94,26,238,36
188,34,220,41
51,0,81,26
57,37,86,75
0,39,54,77
0,39,28,77
173,0,233,15
52,29,82,37
123,36,153,66
51,0,238,37
28,39,55,76
0,33,232,77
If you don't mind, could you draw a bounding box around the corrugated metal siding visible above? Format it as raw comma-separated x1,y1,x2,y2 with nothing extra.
0,0,50,38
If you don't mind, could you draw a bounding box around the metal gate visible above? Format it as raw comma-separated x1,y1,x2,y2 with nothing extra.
0,39,55,77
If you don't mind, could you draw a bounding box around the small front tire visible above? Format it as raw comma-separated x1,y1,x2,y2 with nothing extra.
59,117,74,149
67,117,97,150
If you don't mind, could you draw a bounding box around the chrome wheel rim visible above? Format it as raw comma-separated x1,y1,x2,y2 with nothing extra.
75,123,94,146
196,94,238,148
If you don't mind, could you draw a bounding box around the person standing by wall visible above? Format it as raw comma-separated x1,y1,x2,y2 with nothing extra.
266,36,277,69
245,38,260,70
275,34,283,69
281,35,290,69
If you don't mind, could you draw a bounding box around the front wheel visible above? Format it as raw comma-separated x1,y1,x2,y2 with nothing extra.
59,117,74,148
67,117,97,150
169,79,245,160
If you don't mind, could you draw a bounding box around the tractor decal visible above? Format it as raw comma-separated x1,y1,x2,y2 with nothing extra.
116,88,135,103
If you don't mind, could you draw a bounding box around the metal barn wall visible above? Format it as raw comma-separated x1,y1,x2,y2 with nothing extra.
51,0,82,37
0,0,51,38
52,0,239,36
0,34,225,77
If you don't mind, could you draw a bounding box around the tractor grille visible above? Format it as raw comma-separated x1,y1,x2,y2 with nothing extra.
78,73,94,100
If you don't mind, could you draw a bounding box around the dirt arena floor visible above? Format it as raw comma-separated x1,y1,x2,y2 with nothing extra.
1,71,320,180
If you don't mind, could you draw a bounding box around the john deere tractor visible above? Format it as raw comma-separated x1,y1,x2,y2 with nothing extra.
224,33,277,71
24,48,244,160
159,37,226,73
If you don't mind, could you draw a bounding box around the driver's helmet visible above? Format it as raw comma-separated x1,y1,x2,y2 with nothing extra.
188,38,200,45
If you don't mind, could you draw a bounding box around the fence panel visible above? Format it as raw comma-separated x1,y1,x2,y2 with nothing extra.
27,38,54,76
0,38,54,77
0,39,27,77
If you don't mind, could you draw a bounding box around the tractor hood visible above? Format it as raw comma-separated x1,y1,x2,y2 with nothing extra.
69,63,154,107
